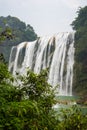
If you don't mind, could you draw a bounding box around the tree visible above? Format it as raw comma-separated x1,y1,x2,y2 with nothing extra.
71,6,87,30
0,27,13,41
0,62,11,83
71,6,87,95
55,106,87,130
0,28,13,83
0,69,57,130
0,66,87,129
0,16,37,62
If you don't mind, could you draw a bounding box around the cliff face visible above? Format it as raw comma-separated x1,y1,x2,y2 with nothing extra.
0,16,37,62
72,6,87,96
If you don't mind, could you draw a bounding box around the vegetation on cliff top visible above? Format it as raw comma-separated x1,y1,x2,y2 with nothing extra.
0,15,37,62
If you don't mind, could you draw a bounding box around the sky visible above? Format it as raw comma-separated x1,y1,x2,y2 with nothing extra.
0,0,87,36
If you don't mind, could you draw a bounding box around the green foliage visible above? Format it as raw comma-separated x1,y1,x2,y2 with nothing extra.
71,6,87,95
0,15,37,42
0,100,39,130
0,65,87,129
0,84,22,103
19,69,55,101
0,68,57,130
0,63,11,83
0,15,37,62
0,27,13,42
0,54,5,63
71,6,87,30
0,53,12,83
55,106,87,130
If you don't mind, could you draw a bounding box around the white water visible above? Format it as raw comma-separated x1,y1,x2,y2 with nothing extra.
9,32,75,96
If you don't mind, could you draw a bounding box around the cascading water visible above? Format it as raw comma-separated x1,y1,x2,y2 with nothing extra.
9,32,75,96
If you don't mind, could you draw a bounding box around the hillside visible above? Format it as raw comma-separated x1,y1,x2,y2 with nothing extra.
71,6,87,96
0,16,37,62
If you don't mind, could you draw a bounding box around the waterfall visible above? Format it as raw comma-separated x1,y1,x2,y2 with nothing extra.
9,32,75,96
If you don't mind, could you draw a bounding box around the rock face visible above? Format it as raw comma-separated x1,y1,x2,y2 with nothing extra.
0,16,37,62
9,32,75,96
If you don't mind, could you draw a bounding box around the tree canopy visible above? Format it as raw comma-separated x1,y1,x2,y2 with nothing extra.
71,6,87,30
0,16,37,62
71,6,87,96
0,15,37,42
